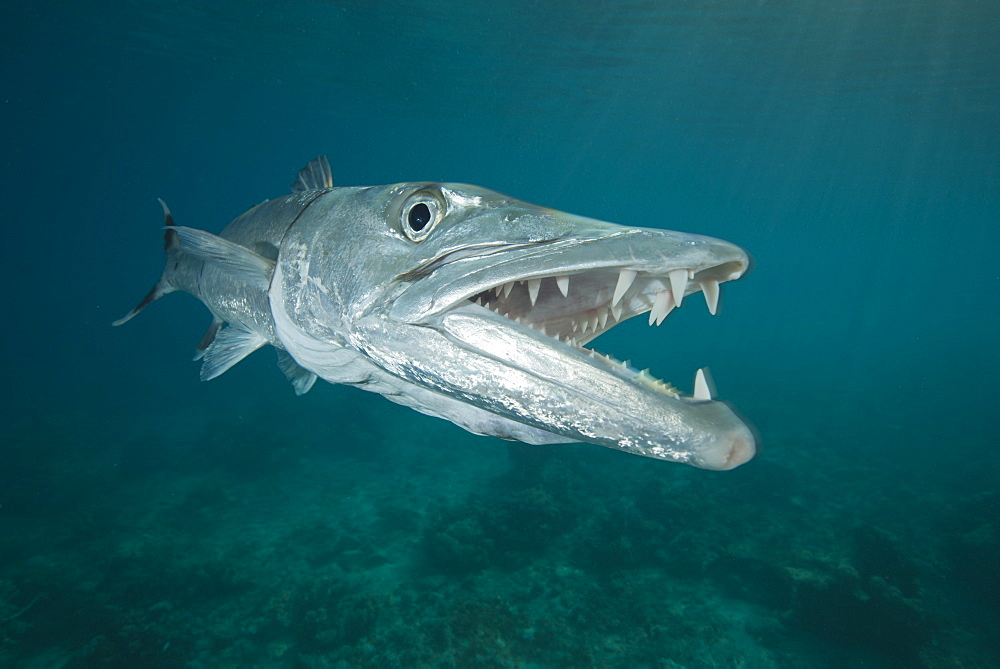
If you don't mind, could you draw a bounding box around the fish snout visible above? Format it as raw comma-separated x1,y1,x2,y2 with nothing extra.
692,424,757,470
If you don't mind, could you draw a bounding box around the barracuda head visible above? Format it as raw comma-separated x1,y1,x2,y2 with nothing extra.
272,181,756,470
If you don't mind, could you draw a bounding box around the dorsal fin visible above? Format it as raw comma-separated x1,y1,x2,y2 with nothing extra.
291,156,333,192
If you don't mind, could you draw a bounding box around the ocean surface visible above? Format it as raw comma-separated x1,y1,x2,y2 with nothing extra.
2,1,998,667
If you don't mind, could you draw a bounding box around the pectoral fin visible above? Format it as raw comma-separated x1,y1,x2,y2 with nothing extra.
200,325,266,381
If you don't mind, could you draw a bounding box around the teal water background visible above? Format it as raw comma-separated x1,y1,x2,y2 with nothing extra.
2,1,998,667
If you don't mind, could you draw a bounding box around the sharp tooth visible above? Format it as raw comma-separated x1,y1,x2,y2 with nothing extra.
700,278,719,315
648,290,673,326
556,275,570,297
598,308,609,330
527,278,541,306
669,269,688,307
580,318,590,334
502,281,515,298
612,269,637,306
493,285,502,297
611,302,623,321
483,301,491,311
648,290,676,326
693,368,712,400
589,313,599,332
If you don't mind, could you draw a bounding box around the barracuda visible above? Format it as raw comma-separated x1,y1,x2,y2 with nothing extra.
115,157,756,470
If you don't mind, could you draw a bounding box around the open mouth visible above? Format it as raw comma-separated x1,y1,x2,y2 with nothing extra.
465,261,746,399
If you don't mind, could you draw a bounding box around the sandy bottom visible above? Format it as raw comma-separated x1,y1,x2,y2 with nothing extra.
0,395,997,668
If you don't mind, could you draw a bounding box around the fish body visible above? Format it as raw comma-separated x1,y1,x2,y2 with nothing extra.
116,157,756,469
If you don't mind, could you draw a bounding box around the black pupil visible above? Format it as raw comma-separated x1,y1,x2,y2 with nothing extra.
408,203,431,232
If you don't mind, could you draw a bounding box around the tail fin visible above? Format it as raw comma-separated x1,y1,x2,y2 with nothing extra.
112,199,180,326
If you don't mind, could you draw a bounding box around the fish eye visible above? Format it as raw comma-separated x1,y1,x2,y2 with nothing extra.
408,203,431,231
400,191,444,242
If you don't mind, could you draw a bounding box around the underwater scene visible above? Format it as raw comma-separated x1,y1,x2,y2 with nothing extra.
2,1,998,667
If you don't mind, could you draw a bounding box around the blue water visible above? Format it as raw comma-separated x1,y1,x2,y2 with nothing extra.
2,1,998,666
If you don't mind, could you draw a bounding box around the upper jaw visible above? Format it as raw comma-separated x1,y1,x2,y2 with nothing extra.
386,221,749,405
391,224,749,340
